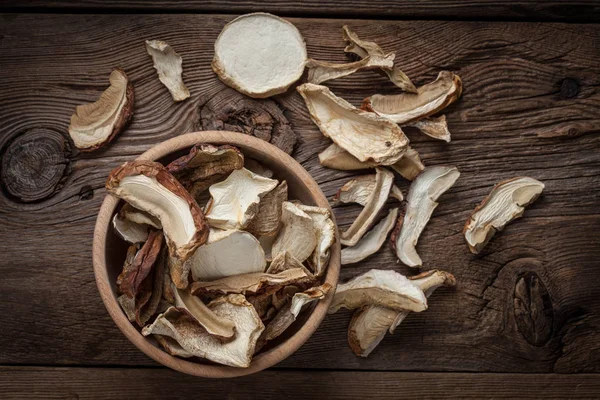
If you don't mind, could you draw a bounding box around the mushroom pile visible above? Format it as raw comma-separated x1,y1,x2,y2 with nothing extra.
108,145,334,368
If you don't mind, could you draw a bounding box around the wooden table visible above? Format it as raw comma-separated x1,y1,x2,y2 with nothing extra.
1,2,599,398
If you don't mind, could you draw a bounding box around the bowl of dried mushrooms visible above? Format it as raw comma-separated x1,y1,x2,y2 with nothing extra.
92,130,340,378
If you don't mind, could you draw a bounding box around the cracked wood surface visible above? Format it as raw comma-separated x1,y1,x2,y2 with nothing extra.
0,14,599,374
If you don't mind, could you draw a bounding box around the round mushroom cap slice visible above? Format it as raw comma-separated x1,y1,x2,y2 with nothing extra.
212,13,307,98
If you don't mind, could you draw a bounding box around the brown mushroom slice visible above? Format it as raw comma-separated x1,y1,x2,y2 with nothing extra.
266,251,305,274
341,168,394,246
106,161,209,266
258,234,277,263
117,294,136,322
135,246,167,327
306,54,394,85
328,269,427,314
393,166,460,267
246,292,274,319
145,40,190,102
272,202,317,263
191,267,311,296
244,158,274,178
342,208,399,265
297,83,408,165
347,305,396,357
297,204,335,276
112,213,150,244
188,229,266,281
333,174,403,206
362,71,462,124
389,146,425,181
342,25,417,93
206,168,278,230
119,203,162,229
271,285,301,311
117,230,163,298
264,284,332,341
154,335,193,358
406,115,451,142
247,181,288,236
464,177,544,254
142,295,265,368
172,283,236,339
68,69,134,151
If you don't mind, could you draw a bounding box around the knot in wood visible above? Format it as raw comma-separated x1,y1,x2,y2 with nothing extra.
0,128,70,202
559,78,579,99
514,272,554,346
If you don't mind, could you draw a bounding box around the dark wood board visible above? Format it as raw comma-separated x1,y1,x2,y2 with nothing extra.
0,13,599,374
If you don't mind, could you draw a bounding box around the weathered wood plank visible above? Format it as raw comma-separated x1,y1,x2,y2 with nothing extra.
1,1,600,22
0,14,599,372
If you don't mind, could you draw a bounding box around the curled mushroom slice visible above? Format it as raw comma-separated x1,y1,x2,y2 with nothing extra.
342,208,398,265
68,69,134,151
464,177,544,254
188,229,266,281
272,202,317,263
119,203,162,229
206,168,278,230
306,54,394,85
118,294,136,322
393,166,460,267
347,306,396,357
390,146,425,181
112,213,150,244
297,204,335,276
341,168,394,246
362,71,462,124
142,295,265,368
247,181,288,236
297,83,408,165
154,335,193,358
328,269,427,314
135,247,167,327
333,174,402,206
406,115,451,142
145,40,190,102
117,230,163,298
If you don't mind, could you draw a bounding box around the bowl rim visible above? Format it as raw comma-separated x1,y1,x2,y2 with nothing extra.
92,131,340,378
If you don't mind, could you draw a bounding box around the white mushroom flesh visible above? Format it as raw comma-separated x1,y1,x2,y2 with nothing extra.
145,40,190,102
341,208,398,265
272,202,318,263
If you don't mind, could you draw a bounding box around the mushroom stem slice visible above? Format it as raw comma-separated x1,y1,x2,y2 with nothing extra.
247,181,288,236
406,115,451,142
362,71,462,124
145,40,190,102
112,213,150,244
390,146,425,181
297,204,336,277
393,166,460,267
341,168,394,246
306,54,395,85
464,177,545,254
342,208,399,265
68,69,134,151
297,83,409,165
272,202,318,263
328,269,427,314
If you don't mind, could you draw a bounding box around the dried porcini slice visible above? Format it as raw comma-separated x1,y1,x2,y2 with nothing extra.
333,174,402,206
244,158,274,178
117,294,136,322
306,54,395,85
212,13,307,98
112,213,150,244
259,234,276,263
297,83,409,165
271,285,301,311
272,202,317,263
188,229,266,281
342,208,399,265
119,203,162,229
464,177,544,254
247,181,288,236
117,230,163,298
142,295,265,368
68,68,134,151
393,166,460,267
145,40,190,102
135,247,167,327
390,146,425,181
154,335,193,358
342,25,417,93
297,204,335,276
362,71,462,124
328,269,427,314
407,115,451,142
266,251,305,274
206,168,278,230
340,168,394,246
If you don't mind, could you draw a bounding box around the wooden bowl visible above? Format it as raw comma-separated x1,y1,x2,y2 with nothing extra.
92,131,340,378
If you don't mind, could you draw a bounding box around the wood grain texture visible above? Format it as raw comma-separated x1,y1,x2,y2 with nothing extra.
0,14,599,373
1,1,600,22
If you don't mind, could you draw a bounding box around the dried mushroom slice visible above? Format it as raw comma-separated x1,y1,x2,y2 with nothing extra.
297,83,408,165
246,292,274,319
258,234,276,263
333,174,402,206
206,168,278,230
342,208,399,265
271,285,301,311
247,181,288,236
112,213,150,244
135,246,167,327
347,305,396,357
306,54,395,85
244,158,274,178
119,203,162,229
212,13,307,98
68,69,134,151
340,168,394,246
267,251,305,274
117,230,163,298
464,177,544,254
328,269,427,313
154,335,193,358
390,146,425,181
188,229,266,281
118,294,136,322
393,166,460,267
191,267,311,296
406,115,451,142
142,295,265,368
145,40,190,102
106,160,209,267
272,202,317,263
362,71,462,124
297,204,335,276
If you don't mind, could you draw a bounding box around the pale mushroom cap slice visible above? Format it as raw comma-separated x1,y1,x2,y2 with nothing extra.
348,305,397,357
318,143,379,171
407,115,451,142
112,213,150,244
188,229,267,281
394,166,460,267
206,168,278,230
296,204,336,276
272,201,318,263
328,269,427,313
297,83,409,165
68,68,134,151
390,146,425,181
342,208,399,265
145,40,190,102
119,204,162,229
333,174,402,206
306,54,395,85
212,13,307,98
464,177,544,254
